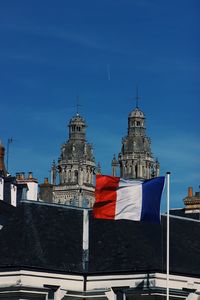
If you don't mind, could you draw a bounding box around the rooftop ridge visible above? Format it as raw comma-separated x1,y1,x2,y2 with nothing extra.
162,213,200,223
169,208,184,211
21,199,92,211
19,201,200,223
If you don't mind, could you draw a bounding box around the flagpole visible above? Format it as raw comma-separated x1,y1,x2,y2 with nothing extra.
166,172,170,300
82,208,89,272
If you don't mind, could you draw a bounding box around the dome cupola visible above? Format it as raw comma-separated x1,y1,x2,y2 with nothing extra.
129,107,145,119
128,107,146,136
68,113,87,141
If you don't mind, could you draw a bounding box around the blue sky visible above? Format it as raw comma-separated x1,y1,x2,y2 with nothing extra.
0,0,199,211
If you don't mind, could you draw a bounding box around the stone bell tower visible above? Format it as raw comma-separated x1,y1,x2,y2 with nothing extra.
118,102,159,180
53,112,96,208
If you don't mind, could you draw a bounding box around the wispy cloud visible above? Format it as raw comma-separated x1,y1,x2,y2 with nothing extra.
137,57,200,74
152,134,200,206
154,134,200,165
0,23,116,54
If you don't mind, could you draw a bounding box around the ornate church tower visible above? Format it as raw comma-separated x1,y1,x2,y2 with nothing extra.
53,113,96,208
118,104,159,180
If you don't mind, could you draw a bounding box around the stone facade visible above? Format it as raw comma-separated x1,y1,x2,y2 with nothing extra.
52,113,96,207
117,106,159,179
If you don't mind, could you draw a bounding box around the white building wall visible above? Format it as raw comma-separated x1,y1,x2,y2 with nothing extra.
0,270,84,292
0,177,3,200
11,184,17,206
1,271,200,300
27,181,38,201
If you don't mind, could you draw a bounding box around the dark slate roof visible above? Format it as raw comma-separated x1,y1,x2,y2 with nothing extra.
0,200,16,216
0,201,200,277
0,202,83,273
0,201,16,227
3,176,16,205
89,214,200,277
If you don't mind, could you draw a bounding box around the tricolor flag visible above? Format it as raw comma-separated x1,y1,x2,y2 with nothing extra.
93,175,165,224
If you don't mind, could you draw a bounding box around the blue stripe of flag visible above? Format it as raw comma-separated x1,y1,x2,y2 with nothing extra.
141,176,165,224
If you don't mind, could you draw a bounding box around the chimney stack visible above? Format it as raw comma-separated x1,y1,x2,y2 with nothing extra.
16,172,20,180
20,172,25,180
28,172,33,179
188,186,193,197
44,178,49,184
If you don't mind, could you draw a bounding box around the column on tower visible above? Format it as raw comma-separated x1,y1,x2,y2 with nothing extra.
96,162,101,175
50,160,57,185
111,154,118,177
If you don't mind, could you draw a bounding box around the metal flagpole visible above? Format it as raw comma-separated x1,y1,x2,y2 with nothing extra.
82,208,89,272
166,172,170,300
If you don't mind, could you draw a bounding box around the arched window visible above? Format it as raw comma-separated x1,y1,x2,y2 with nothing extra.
74,170,78,183
68,170,71,182
135,165,138,178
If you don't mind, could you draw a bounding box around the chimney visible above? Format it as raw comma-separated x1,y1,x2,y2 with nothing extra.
28,172,33,179
0,140,7,175
20,172,25,180
44,178,49,184
16,172,20,180
188,187,193,197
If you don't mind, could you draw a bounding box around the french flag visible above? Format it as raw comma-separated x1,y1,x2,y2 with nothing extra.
93,175,165,224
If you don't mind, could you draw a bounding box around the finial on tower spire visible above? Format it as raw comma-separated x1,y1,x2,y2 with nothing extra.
76,96,82,116
135,86,141,108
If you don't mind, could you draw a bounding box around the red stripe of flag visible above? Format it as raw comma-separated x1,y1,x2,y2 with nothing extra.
93,175,120,219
